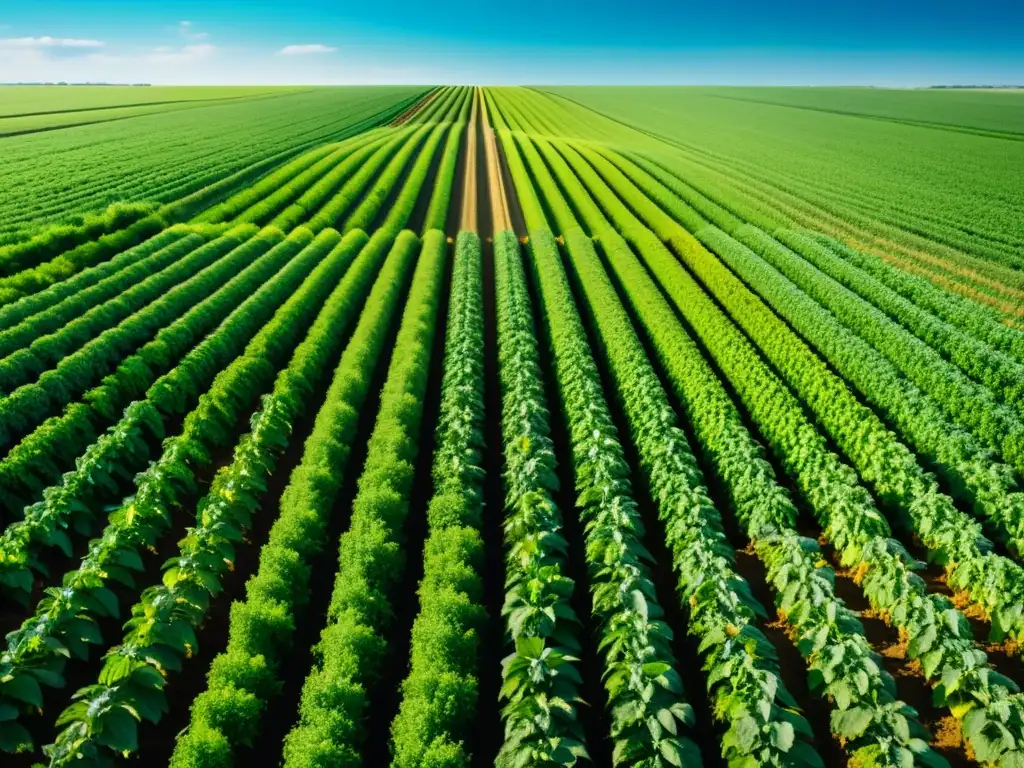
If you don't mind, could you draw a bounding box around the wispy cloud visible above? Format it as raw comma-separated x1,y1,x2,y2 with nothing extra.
278,44,337,55
0,36,104,49
146,43,216,64
179,20,209,40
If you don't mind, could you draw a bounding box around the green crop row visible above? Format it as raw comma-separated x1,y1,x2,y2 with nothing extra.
590,145,1024,655
770,227,1024,471
577,147,1024,766
194,141,346,224
0,229,346,755
4,87,424,233
268,132,397,232
593,192,936,768
0,215,172,305
281,229,447,766
390,230,487,766
526,223,701,768
341,124,433,232
580,146,1024,556
379,122,451,234
538,131,945,768
0,228,288,522
805,232,1024,365
0,226,260,458
305,127,421,232
701,222,1024,555
492,230,588,766
0,227,189,331
234,133,386,226
422,118,465,233
41,229,373,767
523,129,825,767
762,228,1024,410
169,230,417,767
0,228,324,598
0,231,208,360
0,203,157,279
0,232,241,398
611,148,1024,468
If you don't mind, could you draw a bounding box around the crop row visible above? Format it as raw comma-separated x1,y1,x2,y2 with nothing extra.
168,229,420,765
526,131,1024,764
582,146,1024,554
389,230,487,765
0,203,156,279
41,228,379,765
489,88,1024,766
3,87,424,233
0,228,293,524
491,229,590,765
0,226,266,462
526,123,945,767
0,215,174,305
515,123,824,767
1,87,457,762
615,149,1024,477
0,231,304,595
282,228,447,765
194,141,352,225
581,142,1024,655
0,229,352,751
526,214,702,765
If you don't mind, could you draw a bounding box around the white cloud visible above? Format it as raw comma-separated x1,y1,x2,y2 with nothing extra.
278,44,337,55
146,43,216,64
179,20,209,40
0,36,104,49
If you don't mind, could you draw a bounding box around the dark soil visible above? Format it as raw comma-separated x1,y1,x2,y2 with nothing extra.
825,543,974,768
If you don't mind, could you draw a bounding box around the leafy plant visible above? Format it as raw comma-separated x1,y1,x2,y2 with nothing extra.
43,229,372,766
282,229,447,767
171,229,420,767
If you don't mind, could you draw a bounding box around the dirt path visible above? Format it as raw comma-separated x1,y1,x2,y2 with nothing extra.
479,89,513,234
459,88,480,233
391,87,440,126
493,128,528,238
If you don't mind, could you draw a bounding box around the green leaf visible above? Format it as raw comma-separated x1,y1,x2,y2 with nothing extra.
770,721,795,751
3,675,43,708
831,706,873,740
30,669,64,690
789,739,826,768
657,706,679,736
95,707,138,753
515,635,544,658
91,586,119,617
643,662,672,678
732,715,760,753
659,737,685,767
0,721,33,753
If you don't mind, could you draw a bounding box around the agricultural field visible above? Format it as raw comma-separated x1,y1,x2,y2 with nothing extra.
545,86,1024,317
0,86,427,241
0,82,1023,768
0,86,299,132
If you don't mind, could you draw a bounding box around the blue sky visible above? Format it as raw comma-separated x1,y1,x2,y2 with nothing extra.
1,0,1022,85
